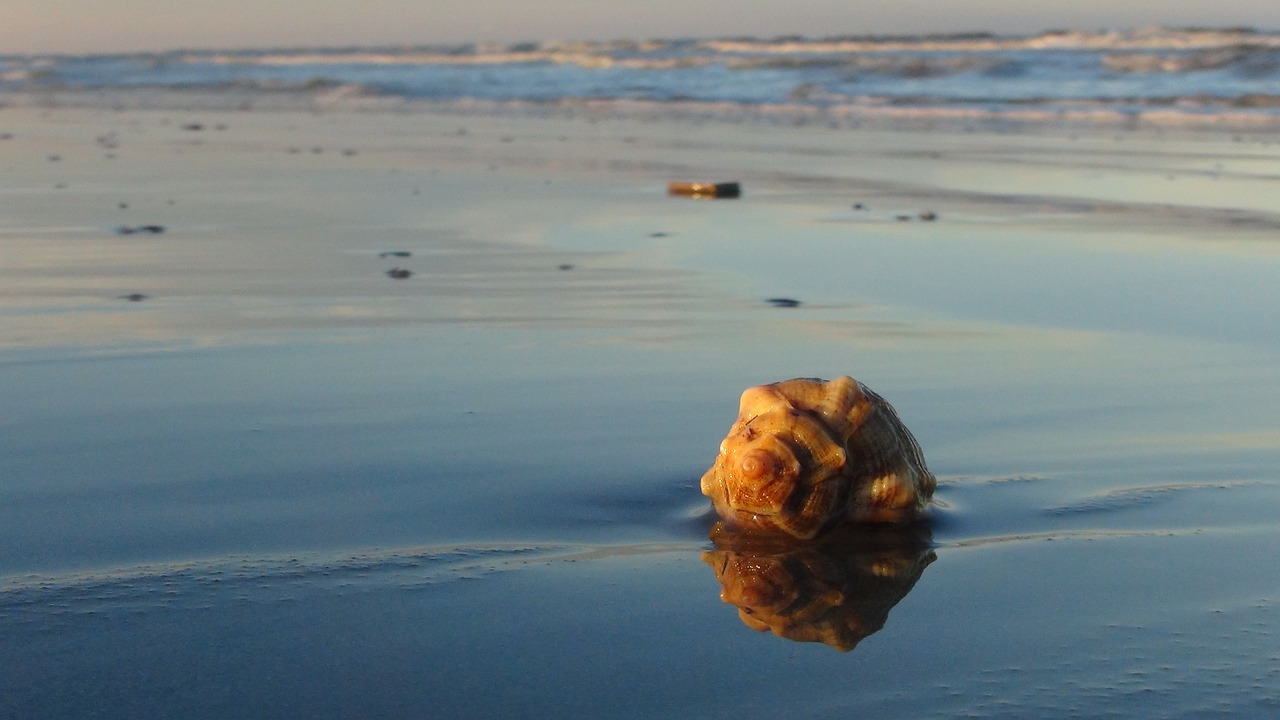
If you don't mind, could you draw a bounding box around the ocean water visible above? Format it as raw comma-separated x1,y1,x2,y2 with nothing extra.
4,27,1280,125
2,82,1280,716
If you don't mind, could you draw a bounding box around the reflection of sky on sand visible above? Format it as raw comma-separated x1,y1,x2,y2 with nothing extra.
4,109,1280,718
6,498,1278,718
5,259,1277,577
6,108,1280,355
4,109,1278,574
871,139,1280,216
594,205,1280,350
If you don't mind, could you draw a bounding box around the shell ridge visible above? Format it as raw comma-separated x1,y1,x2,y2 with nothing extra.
737,384,793,425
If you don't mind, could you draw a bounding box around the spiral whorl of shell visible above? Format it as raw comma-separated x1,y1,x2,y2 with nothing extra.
700,376,935,539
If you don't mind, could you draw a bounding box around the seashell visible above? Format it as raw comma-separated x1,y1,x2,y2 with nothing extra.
703,522,935,651
700,376,935,539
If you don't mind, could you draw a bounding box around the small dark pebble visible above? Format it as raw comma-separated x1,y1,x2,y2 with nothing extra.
342,149,357,156
557,264,575,271
919,211,938,221
118,202,129,209
379,251,411,258
115,225,166,235
649,231,670,238
181,123,204,131
0,132,13,140
119,293,148,302
48,155,61,162
895,215,912,222
852,203,866,210
766,297,802,308
386,268,413,279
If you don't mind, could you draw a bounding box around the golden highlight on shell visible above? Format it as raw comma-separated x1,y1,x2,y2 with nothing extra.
700,376,936,540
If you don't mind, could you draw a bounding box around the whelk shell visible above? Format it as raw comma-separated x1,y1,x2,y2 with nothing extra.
700,376,935,539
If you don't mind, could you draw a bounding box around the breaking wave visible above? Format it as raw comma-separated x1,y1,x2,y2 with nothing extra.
3,27,1280,128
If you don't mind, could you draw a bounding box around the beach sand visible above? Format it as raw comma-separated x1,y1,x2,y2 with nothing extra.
3,104,1280,718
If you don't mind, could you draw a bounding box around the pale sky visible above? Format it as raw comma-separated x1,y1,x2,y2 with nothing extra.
3,0,1277,55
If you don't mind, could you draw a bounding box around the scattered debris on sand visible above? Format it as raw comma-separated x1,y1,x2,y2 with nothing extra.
668,181,741,199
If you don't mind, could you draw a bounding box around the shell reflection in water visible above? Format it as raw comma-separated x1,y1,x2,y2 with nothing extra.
701,376,936,539
703,522,935,651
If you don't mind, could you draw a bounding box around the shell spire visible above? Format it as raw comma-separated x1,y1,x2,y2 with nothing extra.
700,376,935,539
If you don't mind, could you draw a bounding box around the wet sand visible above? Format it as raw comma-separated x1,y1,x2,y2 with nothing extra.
2,106,1280,718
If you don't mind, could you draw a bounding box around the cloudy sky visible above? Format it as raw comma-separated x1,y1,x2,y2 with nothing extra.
4,0,1277,54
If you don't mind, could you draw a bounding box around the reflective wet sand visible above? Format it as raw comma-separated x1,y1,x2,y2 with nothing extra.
2,106,1279,718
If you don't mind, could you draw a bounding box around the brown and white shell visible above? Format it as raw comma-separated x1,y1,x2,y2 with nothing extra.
700,376,935,539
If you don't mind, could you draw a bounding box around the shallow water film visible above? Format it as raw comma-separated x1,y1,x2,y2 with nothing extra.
2,108,1279,718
